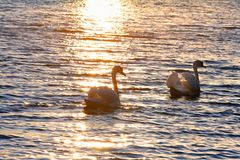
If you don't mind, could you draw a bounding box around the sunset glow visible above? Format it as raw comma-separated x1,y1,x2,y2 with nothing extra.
2,0,239,159
82,0,123,33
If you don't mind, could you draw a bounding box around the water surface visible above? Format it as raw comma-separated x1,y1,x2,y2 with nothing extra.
0,0,240,159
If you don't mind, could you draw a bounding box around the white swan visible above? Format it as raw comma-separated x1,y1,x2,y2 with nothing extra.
84,66,126,108
166,60,205,97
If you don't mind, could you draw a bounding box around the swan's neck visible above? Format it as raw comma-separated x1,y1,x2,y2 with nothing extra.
112,72,119,95
193,66,199,84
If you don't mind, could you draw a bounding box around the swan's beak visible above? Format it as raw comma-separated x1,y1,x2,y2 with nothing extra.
121,72,126,76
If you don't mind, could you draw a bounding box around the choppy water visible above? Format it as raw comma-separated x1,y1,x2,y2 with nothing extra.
0,0,240,159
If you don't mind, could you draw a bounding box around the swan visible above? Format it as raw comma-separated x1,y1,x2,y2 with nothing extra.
166,60,205,97
84,66,126,109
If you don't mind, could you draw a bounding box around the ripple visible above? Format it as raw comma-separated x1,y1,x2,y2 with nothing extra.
122,87,152,91
43,63,62,68
1,114,56,120
24,102,53,108
1,0,240,159
206,101,240,107
112,151,145,159
0,134,20,140
53,28,84,33
223,26,240,30
0,84,16,89
59,73,109,78
79,58,126,63
220,65,240,71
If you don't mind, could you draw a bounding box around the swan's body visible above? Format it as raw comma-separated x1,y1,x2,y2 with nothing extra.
166,60,205,97
84,66,126,109
85,86,120,108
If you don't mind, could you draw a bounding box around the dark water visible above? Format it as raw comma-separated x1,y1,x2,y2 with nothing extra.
0,0,240,159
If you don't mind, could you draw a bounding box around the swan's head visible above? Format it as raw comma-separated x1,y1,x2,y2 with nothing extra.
193,60,205,68
112,66,126,76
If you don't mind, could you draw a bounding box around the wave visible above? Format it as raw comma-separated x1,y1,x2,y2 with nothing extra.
204,84,240,89
0,134,22,140
220,65,240,71
1,114,56,120
122,87,152,91
179,129,240,138
58,72,109,78
222,26,240,30
24,102,53,108
206,101,240,107
53,28,84,33
0,84,16,89
75,58,128,64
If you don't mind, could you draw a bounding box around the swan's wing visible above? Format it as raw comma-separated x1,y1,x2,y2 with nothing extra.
96,87,120,103
166,72,183,87
167,72,190,93
87,87,120,103
180,73,200,91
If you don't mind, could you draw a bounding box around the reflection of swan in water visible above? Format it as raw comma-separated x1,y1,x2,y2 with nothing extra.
84,66,126,110
166,60,205,98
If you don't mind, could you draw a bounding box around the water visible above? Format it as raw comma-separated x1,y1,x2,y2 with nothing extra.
0,0,240,159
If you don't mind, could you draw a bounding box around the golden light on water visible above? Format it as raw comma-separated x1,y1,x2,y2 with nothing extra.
60,0,128,91
3,0,240,159
56,2,130,156
62,0,126,60
81,0,123,33
77,79,105,92
78,0,124,60
54,126,130,156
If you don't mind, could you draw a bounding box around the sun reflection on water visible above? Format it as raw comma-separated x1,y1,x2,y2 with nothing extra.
60,0,129,91
82,0,123,33
55,2,130,156
54,128,130,157
62,0,127,59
